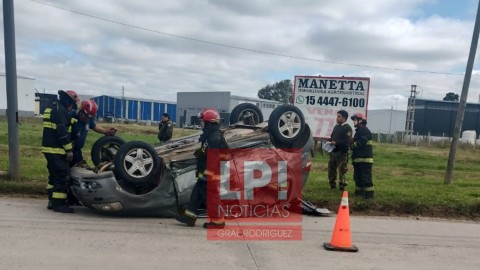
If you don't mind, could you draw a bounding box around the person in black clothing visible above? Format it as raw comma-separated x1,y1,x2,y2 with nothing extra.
175,108,228,228
69,99,117,167
327,110,353,190
350,113,374,199
157,113,173,143
42,90,78,213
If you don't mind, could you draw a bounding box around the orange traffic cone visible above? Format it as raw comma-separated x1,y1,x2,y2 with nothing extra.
324,191,358,252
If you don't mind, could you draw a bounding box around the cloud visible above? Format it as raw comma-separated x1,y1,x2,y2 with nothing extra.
2,0,479,109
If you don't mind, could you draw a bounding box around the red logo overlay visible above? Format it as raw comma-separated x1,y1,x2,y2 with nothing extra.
206,148,303,241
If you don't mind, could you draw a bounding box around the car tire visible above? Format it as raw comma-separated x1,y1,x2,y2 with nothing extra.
230,103,264,125
91,136,126,166
268,104,305,145
114,141,161,185
270,124,312,150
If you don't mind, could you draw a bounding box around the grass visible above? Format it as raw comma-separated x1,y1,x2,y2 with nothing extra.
306,143,480,218
0,116,197,182
1,117,480,219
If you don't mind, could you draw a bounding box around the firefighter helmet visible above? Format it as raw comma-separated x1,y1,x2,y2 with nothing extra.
81,99,98,116
65,90,80,103
199,108,220,123
58,90,79,108
351,113,367,121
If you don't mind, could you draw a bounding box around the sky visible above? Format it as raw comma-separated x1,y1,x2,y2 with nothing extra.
1,0,480,110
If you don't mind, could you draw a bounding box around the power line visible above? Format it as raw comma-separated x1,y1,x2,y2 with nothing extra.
30,0,472,76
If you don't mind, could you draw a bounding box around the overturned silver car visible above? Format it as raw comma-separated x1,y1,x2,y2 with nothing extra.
70,104,327,217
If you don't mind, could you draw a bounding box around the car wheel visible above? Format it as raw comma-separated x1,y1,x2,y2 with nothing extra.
268,104,305,145
270,124,312,150
114,141,161,185
230,103,264,125
91,136,126,166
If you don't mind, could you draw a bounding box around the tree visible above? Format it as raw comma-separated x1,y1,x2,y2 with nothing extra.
257,79,293,104
443,92,459,102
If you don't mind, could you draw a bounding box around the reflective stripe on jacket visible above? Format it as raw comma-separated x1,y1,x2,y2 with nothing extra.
351,125,373,163
41,102,73,154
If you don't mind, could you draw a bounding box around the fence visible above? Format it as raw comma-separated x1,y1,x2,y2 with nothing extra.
373,132,479,149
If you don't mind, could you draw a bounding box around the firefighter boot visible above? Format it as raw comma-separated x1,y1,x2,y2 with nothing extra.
364,190,375,200
203,221,225,229
52,204,75,213
354,188,364,197
175,210,196,227
47,183,53,210
47,190,53,210
52,199,75,213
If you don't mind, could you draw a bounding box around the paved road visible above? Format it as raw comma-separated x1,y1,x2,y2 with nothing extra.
0,196,479,270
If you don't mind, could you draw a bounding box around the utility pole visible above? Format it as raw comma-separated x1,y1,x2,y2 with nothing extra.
445,0,480,184
3,0,20,181
388,106,393,136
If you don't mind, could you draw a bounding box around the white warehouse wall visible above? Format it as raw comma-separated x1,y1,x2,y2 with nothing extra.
230,95,282,120
0,73,36,116
367,109,406,134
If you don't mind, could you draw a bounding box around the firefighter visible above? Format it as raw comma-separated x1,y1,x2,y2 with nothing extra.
175,108,228,228
157,113,173,143
327,110,353,190
42,90,78,213
350,113,374,199
69,99,117,167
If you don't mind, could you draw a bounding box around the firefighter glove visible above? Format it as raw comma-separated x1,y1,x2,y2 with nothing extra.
196,171,206,182
66,150,74,163
104,127,117,136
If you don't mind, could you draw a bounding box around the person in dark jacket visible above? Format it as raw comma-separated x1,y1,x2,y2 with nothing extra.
42,90,78,213
157,113,173,143
175,108,228,228
65,99,117,207
350,113,374,199
327,110,352,190
69,99,117,167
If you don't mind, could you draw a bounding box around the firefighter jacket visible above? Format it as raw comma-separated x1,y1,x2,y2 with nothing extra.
195,124,228,179
351,124,373,163
42,101,73,154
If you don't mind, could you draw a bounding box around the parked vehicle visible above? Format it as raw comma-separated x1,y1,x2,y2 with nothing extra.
70,104,328,216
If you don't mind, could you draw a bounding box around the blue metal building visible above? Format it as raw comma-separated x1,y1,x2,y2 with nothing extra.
413,98,480,137
93,95,176,123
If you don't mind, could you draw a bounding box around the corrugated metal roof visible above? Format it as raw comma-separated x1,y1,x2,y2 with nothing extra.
95,94,175,104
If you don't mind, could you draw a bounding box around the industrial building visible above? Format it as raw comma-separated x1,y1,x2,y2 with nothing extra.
366,99,480,138
35,92,57,116
0,73,35,117
92,95,176,123
33,92,281,126
176,91,282,127
411,98,480,137
367,109,406,134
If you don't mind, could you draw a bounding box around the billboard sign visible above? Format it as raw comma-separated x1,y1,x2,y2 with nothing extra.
293,76,370,138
